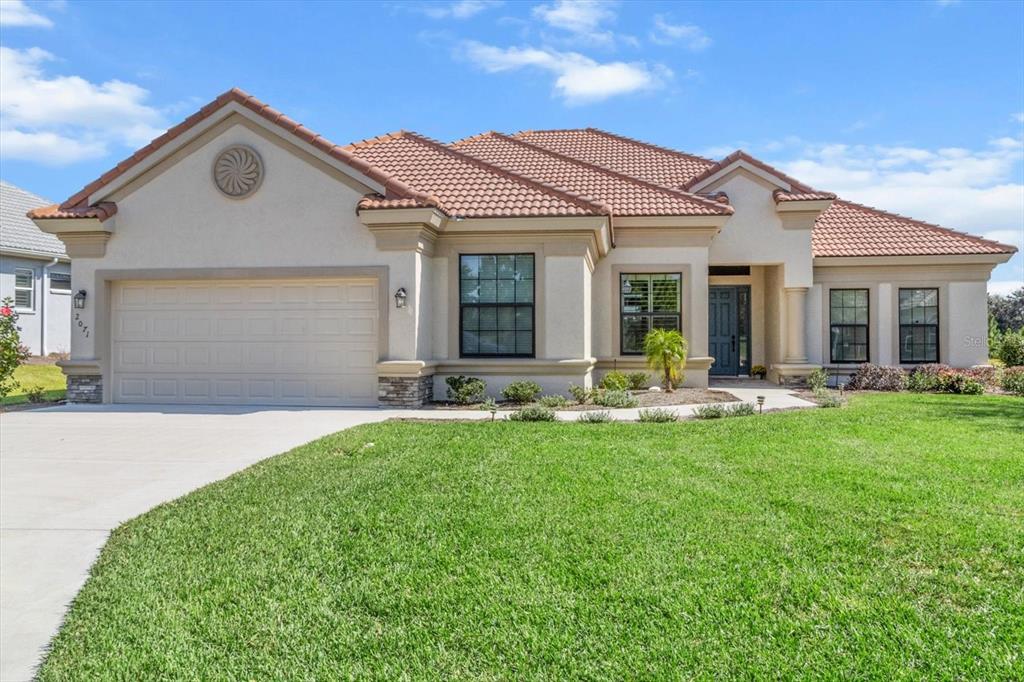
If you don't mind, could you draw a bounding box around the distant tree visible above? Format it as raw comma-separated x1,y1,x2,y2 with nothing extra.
989,287,1024,332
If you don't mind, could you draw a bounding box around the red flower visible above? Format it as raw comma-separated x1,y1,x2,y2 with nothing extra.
0,306,12,317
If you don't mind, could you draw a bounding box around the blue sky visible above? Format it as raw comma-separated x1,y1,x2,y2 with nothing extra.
2,0,1022,291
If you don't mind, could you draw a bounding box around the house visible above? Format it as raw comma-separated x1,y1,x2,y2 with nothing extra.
28,89,1016,406
1,181,72,357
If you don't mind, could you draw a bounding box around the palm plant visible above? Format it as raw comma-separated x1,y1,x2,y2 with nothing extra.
643,328,688,392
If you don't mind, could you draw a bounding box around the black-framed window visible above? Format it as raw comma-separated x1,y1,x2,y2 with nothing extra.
460,254,534,357
620,273,681,354
829,288,869,363
899,288,939,363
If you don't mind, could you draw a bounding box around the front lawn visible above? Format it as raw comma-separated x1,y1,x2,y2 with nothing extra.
1,363,65,406
41,394,1023,679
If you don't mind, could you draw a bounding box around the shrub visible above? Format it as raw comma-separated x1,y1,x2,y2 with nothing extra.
643,328,688,391
638,407,677,423
445,375,486,405
538,394,569,408
599,371,630,392
807,367,828,392
502,380,542,404
25,384,47,403
1001,367,1024,396
813,388,843,408
907,364,950,392
962,366,998,388
625,372,650,390
935,372,985,395
726,402,756,417
576,410,612,423
507,405,556,422
592,390,639,408
692,403,726,419
847,364,907,392
568,383,594,405
751,364,767,379
0,298,30,399
998,330,1024,367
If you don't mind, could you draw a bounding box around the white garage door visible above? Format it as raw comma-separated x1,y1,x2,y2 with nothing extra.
111,278,379,406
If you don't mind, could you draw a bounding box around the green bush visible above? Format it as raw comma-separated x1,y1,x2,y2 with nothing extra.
592,390,639,408
998,330,1024,367
25,384,46,403
637,407,678,422
1001,366,1024,396
576,410,612,423
807,368,828,392
538,394,569,408
935,372,985,395
725,402,756,417
847,364,907,392
907,364,950,392
502,380,542,404
599,371,630,391
506,405,556,422
813,388,843,408
625,372,650,390
692,403,726,419
445,375,486,405
568,383,594,405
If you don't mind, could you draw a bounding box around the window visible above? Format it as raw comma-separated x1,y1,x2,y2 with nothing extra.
460,254,534,357
49,272,71,293
14,268,34,310
829,289,869,363
899,288,939,363
620,273,681,354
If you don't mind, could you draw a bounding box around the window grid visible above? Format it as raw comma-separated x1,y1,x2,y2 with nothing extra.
620,273,681,355
459,254,535,358
829,288,869,364
899,288,939,363
14,268,34,310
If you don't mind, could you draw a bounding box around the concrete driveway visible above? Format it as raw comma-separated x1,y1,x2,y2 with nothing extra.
0,404,402,682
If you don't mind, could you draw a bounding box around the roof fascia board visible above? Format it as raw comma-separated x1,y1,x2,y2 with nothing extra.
358,207,447,228
813,253,1014,267
689,159,793,193
0,246,70,261
614,215,730,229
776,199,833,213
89,101,386,206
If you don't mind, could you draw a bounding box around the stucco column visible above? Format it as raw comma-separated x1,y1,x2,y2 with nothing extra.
784,286,809,363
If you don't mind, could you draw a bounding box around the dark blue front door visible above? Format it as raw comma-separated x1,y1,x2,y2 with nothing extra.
709,286,739,375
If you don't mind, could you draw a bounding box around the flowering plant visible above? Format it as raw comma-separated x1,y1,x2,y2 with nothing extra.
1,297,30,399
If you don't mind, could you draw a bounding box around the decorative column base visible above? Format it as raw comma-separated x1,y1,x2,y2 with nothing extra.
66,374,103,403
378,375,433,407
771,363,821,386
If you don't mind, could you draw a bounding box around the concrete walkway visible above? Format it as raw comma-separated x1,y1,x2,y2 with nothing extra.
0,382,810,680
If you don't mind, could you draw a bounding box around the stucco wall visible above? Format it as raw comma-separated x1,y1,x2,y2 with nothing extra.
0,254,70,355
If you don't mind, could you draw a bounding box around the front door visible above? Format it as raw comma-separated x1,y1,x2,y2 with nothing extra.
709,285,751,376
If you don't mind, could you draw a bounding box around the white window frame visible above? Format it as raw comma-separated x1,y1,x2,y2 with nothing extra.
49,271,72,295
14,268,35,312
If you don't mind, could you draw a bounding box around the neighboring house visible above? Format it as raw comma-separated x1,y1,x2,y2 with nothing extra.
1,181,72,356
28,89,1016,406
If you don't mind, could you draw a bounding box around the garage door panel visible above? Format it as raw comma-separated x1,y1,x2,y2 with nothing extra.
112,278,379,406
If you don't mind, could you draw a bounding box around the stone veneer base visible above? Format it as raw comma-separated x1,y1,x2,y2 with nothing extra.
378,375,433,407
66,374,103,403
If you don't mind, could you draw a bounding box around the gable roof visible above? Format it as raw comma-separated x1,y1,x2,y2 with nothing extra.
0,181,67,258
345,131,606,218
450,132,732,217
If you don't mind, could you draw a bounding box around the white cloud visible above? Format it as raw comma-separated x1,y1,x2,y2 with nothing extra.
420,0,501,19
989,279,1023,296
649,15,712,50
0,0,52,27
532,0,617,46
982,229,1024,250
1014,112,1024,124
0,46,166,165
461,40,669,104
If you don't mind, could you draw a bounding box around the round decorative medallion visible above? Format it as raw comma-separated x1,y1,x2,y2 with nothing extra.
213,145,264,198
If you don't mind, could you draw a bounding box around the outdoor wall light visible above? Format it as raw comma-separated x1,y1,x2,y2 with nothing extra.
73,289,87,310
394,287,408,309
621,279,632,294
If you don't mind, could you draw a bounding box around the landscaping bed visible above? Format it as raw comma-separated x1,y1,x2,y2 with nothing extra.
430,386,737,410
39,393,1024,680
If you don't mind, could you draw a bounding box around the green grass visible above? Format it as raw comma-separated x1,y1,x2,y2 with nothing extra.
41,394,1023,680
1,363,65,405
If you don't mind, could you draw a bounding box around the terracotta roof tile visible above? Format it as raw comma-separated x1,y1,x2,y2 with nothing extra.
345,132,604,218
27,202,118,222
683,150,815,192
513,128,716,188
450,132,732,216
773,189,837,203
813,200,1016,257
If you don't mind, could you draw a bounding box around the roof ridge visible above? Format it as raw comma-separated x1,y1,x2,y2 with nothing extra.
396,131,610,216
682,149,815,193
583,127,719,167
832,198,1018,253
54,88,425,212
457,131,732,215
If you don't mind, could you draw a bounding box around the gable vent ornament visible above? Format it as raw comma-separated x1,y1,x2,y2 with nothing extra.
213,145,264,198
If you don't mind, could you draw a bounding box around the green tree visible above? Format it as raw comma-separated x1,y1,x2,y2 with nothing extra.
989,287,1024,332
643,328,688,392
